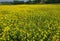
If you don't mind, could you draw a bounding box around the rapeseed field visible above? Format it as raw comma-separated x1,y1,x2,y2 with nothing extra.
0,5,60,41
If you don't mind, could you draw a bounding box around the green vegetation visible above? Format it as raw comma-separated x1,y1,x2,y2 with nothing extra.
0,5,60,41
0,0,60,5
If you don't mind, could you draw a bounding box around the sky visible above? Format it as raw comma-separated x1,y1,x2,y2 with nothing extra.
24,0,28,2
0,0,28,2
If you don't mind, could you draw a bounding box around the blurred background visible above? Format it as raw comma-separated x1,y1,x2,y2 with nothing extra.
0,0,60,5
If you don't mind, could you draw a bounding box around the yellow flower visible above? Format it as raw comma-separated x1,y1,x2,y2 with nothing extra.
4,26,10,32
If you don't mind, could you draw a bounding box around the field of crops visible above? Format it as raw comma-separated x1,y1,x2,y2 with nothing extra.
0,4,60,41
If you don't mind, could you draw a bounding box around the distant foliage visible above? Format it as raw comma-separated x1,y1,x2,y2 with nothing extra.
0,2,13,5
0,0,60,4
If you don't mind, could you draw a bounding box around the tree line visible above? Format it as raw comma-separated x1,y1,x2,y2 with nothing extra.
0,0,60,5
14,0,60,4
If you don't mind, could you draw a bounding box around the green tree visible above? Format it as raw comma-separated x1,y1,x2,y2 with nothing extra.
14,0,24,4
29,0,31,3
